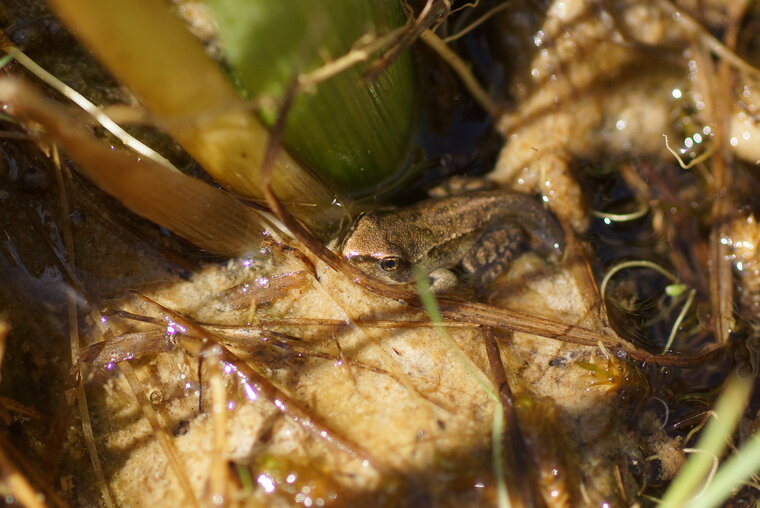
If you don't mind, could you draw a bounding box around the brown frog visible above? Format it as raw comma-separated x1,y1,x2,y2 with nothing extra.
341,185,565,293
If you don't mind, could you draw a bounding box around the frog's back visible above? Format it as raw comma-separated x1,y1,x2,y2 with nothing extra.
384,190,564,258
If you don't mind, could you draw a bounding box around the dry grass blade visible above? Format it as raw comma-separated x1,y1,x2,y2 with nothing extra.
213,317,481,329
482,329,513,423
297,26,408,88
419,29,498,116
0,432,71,508
0,443,46,508
0,78,272,256
120,362,200,508
136,295,387,473
204,349,229,506
74,378,114,508
79,330,175,367
0,318,7,383
44,130,115,508
687,13,737,345
88,311,416,399
219,271,310,310
45,0,334,211
0,396,44,421
444,1,511,43
0,31,175,171
482,329,516,508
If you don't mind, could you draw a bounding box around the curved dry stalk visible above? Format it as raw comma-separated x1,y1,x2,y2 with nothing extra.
661,288,696,353
591,201,650,222
663,134,716,170
600,260,679,303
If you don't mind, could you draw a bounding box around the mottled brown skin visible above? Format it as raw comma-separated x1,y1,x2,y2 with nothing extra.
341,189,565,293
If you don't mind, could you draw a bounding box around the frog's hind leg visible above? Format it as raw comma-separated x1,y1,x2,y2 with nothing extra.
461,223,527,288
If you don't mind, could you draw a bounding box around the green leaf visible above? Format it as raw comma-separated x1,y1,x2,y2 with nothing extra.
205,0,419,194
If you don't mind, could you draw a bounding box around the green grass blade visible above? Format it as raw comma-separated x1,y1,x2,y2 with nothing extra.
659,372,753,507
415,270,511,508
690,428,760,508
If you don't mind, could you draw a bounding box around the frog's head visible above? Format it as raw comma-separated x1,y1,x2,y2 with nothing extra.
341,212,414,284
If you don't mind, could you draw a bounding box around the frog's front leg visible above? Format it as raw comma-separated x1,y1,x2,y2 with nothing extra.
462,223,526,288
428,268,459,293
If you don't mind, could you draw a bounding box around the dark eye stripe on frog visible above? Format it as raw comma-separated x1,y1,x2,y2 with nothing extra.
346,254,391,264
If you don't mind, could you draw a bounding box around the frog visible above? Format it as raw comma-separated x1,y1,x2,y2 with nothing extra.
341,182,565,293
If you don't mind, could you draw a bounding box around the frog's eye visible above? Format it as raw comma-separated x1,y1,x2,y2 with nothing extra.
379,257,402,272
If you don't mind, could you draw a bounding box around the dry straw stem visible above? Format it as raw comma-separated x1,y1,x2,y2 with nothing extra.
660,0,760,83
120,362,200,508
87,310,426,400
204,349,230,505
297,26,408,89
51,150,114,507
419,28,498,117
45,0,333,214
73,374,115,508
696,35,733,347
443,1,511,43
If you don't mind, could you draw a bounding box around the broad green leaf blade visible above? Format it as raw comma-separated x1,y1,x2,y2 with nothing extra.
206,0,419,193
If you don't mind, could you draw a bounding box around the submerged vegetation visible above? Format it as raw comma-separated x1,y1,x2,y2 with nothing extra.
0,0,758,507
